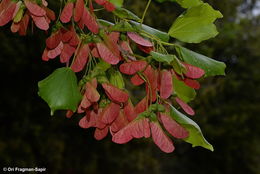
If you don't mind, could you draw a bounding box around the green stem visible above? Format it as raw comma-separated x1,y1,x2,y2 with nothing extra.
141,0,152,26
141,31,176,47
69,40,82,68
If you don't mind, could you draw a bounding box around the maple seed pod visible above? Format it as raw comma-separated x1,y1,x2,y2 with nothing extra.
150,122,175,153
97,43,120,65
127,32,153,47
74,0,84,22
101,102,121,124
160,70,173,99
31,15,49,31
182,62,205,79
119,61,147,75
24,0,46,17
159,113,189,139
46,31,62,49
175,97,195,116
71,44,90,72
102,83,129,103
60,2,74,23
0,0,17,26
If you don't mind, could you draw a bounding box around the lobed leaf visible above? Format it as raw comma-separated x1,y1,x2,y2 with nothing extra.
168,3,223,43
38,67,82,115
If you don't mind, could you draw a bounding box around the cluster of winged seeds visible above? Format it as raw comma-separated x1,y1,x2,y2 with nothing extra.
0,0,223,153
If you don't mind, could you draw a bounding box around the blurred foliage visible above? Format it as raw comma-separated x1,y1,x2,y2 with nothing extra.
0,0,260,173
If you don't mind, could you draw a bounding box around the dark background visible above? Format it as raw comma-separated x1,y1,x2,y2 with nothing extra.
0,0,259,173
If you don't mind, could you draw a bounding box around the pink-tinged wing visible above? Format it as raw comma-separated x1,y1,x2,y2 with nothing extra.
0,0,16,26
47,42,63,59
131,74,144,86
143,118,151,138
95,0,107,5
111,110,129,133
103,32,120,57
60,43,76,63
42,48,49,61
104,1,115,12
66,110,74,118
160,70,173,99
131,120,145,138
112,125,133,144
74,0,84,22
123,100,137,122
62,30,73,43
135,97,148,114
119,60,147,75
60,2,74,23
113,117,149,143
94,126,109,140
18,13,29,36
102,83,129,103
91,47,100,57
108,32,120,43
120,41,133,53
69,31,80,47
127,32,153,47
79,111,97,128
97,43,120,65
31,15,49,30
150,122,175,153
183,78,200,89
77,11,85,29
80,95,92,109
24,0,46,16
175,97,195,116
11,22,20,33
85,82,100,102
77,105,85,113
143,65,158,102
183,62,205,79
119,41,136,60
44,7,56,21
96,108,107,129
159,113,189,139
137,44,154,54
0,0,9,12
71,44,90,72
46,30,62,49
82,7,99,34
101,102,121,124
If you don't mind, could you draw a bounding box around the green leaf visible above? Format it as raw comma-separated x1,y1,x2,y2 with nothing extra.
169,105,214,151
108,0,124,7
38,68,82,115
168,3,223,43
173,75,196,102
175,45,226,77
113,7,141,22
155,0,202,8
150,51,174,64
130,21,170,42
